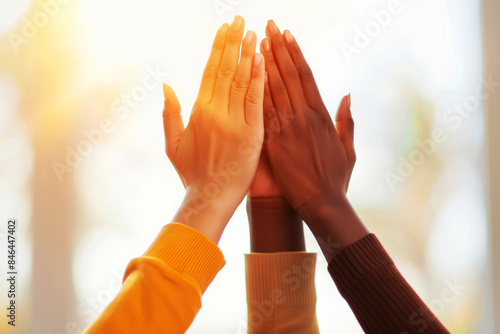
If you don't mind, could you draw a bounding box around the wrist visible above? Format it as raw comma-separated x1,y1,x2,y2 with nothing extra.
301,193,369,261
247,196,305,252
173,187,239,244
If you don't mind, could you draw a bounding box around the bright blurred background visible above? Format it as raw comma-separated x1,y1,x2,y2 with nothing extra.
0,0,499,333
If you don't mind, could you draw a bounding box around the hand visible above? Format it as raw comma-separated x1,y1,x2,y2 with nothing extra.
162,16,265,243
260,20,368,257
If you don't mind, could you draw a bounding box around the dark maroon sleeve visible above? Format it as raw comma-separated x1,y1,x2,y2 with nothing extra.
328,234,449,333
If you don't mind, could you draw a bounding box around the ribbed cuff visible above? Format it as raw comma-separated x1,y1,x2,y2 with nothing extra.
328,233,393,287
245,252,317,307
328,234,451,333
143,223,226,292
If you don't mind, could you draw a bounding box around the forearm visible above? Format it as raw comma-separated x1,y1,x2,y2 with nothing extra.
328,234,449,333
246,197,318,333
247,196,305,252
305,197,448,333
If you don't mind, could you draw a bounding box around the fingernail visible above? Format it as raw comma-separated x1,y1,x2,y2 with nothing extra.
232,15,243,30
244,31,254,44
268,20,279,34
262,38,270,51
284,30,294,43
254,53,262,66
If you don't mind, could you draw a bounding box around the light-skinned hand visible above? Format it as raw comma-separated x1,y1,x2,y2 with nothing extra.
162,16,265,243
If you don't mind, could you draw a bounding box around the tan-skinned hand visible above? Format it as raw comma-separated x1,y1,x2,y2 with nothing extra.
162,16,265,243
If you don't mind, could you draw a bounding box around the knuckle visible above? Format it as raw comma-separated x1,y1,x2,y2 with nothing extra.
271,37,286,50
291,44,302,56
162,105,179,119
213,38,226,50
284,65,298,79
272,81,286,94
232,76,250,91
265,109,277,119
346,117,355,133
218,64,236,79
202,66,218,81
298,66,314,82
241,47,255,57
246,90,261,104
280,108,295,126
227,34,242,45
162,109,173,119
266,114,282,134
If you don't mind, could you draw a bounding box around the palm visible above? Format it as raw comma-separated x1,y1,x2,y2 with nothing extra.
249,148,281,198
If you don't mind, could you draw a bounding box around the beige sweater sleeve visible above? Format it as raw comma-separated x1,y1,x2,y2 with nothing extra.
245,252,320,334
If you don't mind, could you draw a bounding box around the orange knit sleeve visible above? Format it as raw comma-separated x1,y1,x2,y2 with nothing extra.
83,223,225,334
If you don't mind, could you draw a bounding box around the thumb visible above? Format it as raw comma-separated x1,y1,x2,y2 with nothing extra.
335,94,356,170
162,83,184,159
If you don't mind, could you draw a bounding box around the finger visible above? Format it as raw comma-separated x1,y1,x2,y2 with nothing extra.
263,72,276,117
229,30,257,114
335,94,356,170
282,29,324,110
198,23,229,103
263,73,281,141
260,37,294,127
265,20,306,109
244,53,265,128
212,15,245,107
162,84,185,159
